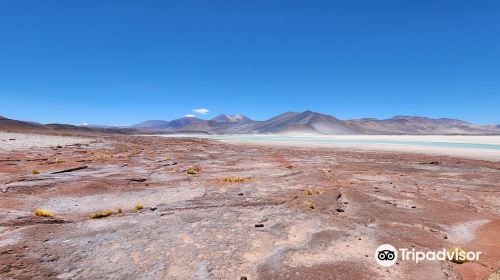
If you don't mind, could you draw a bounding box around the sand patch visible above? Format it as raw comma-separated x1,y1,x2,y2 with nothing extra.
0,132,94,151
442,219,490,244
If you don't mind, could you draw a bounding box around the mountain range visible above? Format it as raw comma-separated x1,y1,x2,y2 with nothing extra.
129,112,500,135
1,112,499,135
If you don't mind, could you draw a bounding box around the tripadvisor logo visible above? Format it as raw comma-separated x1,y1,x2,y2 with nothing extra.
375,244,481,267
375,244,398,267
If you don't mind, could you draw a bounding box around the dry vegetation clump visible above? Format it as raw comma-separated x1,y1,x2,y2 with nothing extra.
129,150,141,157
90,210,114,219
32,170,40,175
305,188,320,195
186,165,202,175
488,269,500,280
33,208,54,217
447,246,469,264
161,154,171,160
135,203,144,210
52,158,65,164
305,201,316,209
86,153,109,162
220,176,246,183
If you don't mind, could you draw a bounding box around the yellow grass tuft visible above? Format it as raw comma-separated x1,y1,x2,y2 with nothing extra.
32,170,40,175
186,165,201,175
90,210,113,219
488,269,500,280
135,203,144,210
447,246,469,264
306,188,320,195
305,201,315,209
220,176,246,183
33,208,54,217
52,158,65,164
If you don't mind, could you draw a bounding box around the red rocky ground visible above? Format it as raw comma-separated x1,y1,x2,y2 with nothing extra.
0,134,499,279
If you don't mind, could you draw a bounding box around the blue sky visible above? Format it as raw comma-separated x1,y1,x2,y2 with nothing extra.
1,0,499,125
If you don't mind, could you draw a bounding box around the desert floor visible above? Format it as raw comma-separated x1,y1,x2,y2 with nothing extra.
0,132,499,279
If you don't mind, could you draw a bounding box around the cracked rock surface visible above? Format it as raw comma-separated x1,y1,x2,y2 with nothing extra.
0,134,499,279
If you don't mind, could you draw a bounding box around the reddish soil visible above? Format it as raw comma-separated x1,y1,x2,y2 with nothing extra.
0,134,499,279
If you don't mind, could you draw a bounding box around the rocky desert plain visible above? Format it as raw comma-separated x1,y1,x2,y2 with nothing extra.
0,131,499,280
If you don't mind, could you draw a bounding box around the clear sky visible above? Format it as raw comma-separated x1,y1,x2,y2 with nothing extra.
1,0,499,125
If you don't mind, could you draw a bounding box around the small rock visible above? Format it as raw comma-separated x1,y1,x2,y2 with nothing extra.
421,161,440,165
237,192,243,196
150,207,157,211
411,206,416,209
241,277,248,280
365,254,368,257
336,208,345,212
257,217,269,223
129,178,147,182
255,224,264,228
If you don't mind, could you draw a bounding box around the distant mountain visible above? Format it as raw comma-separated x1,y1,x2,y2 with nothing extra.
2,112,499,135
173,111,500,135
253,110,359,134
80,124,118,129
345,115,495,135
212,114,253,123
127,111,500,135
170,115,254,133
0,116,136,134
0,115,42,131
484,124,500,131
166,117,203,129
131,117,203,129
131,120,171,129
